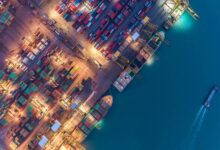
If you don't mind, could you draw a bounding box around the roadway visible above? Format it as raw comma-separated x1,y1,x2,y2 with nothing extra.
39,0,108,65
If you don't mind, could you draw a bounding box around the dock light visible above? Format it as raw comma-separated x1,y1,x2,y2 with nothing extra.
173,12,194,31
146,57,154,66
9,142,18,150
0,80,16,97
163,3,175,14
79,4,92,13
90,46,99,55
48,9,59,20
48,76,56,84
96,119,104,130
79,103,90,113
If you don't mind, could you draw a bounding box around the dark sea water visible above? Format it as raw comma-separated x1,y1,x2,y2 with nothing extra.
84,1,220,150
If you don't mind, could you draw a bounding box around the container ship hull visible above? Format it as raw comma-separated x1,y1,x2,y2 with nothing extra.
114,31,165,92
204,86,219,108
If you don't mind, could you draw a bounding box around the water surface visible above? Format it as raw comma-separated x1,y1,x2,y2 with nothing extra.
84,1,220,150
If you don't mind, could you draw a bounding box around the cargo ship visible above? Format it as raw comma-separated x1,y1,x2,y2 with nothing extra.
113,31,165,92
72,95,113,142
204,85,219,108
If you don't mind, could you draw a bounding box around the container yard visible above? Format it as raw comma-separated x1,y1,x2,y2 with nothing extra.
0,0,199,149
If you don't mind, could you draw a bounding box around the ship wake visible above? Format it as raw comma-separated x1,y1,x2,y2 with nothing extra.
187,106,207,150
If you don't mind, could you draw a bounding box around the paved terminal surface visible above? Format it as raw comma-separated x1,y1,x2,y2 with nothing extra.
0,0,170,149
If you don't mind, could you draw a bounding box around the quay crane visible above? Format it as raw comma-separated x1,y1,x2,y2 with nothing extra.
161,0,199,21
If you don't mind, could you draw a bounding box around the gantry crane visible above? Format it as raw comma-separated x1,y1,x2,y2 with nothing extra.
162,0,199,21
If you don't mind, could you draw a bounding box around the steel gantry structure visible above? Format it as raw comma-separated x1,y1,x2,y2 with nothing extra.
161,0,199,21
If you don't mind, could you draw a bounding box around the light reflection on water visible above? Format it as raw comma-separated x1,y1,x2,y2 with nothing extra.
173,12,195,32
